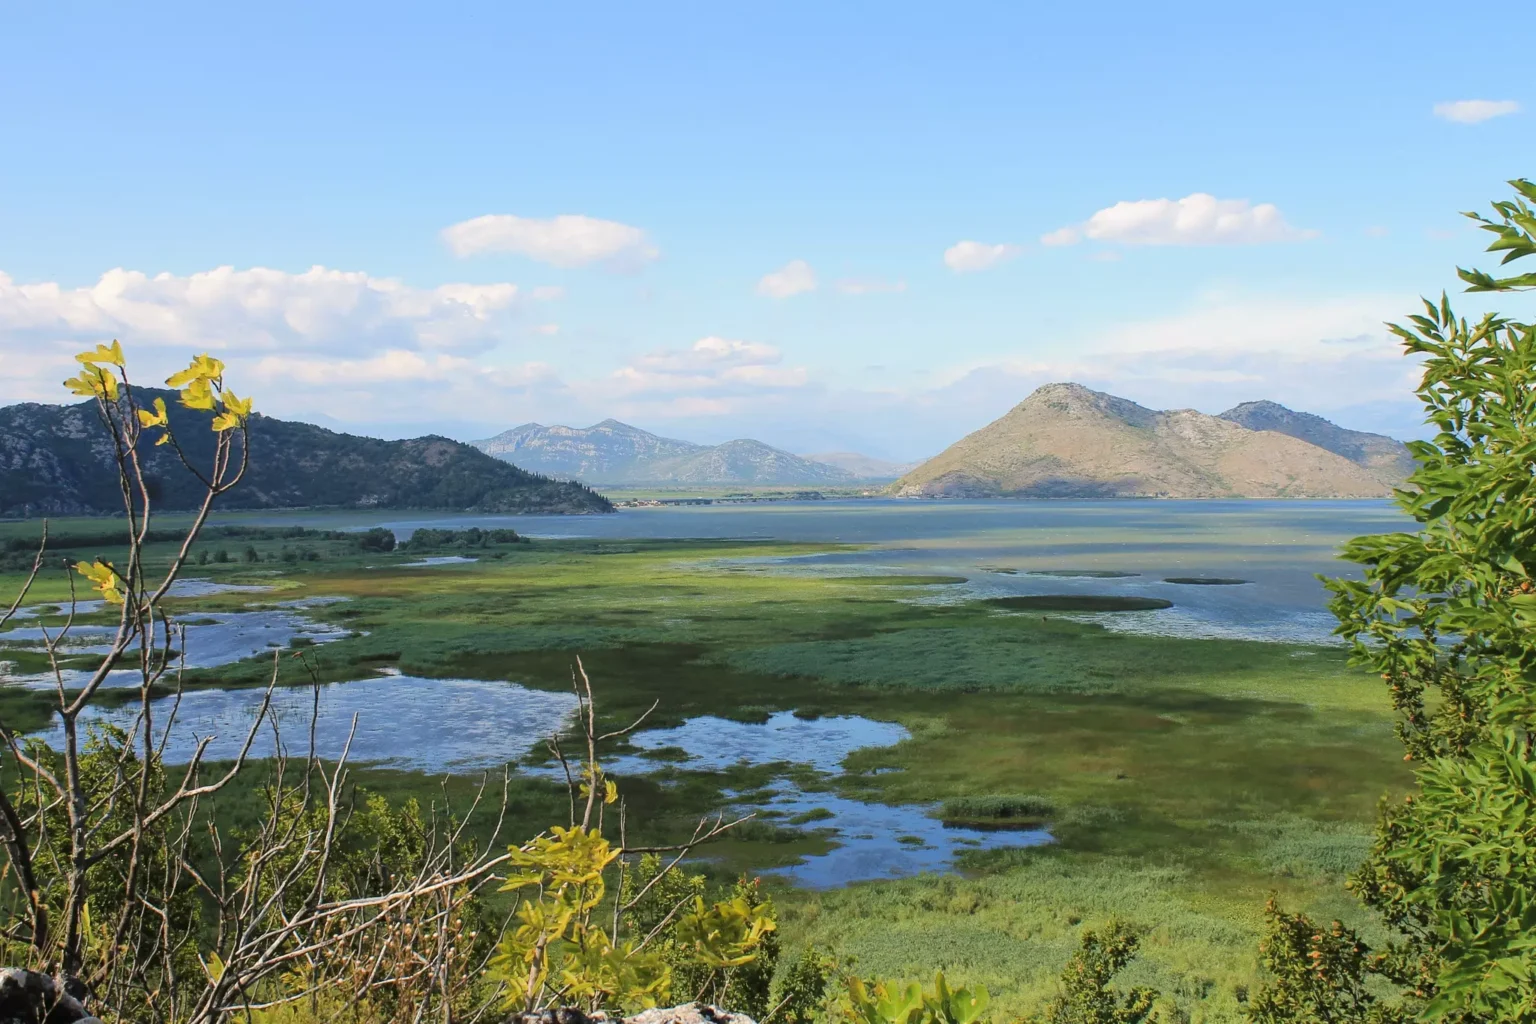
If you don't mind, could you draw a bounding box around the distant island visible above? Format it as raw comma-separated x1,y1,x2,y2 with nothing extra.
0,389,612,517
892,383,1411,499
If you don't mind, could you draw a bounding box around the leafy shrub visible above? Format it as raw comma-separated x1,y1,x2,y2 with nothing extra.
356,527,396,552
775,947,841,1024
1034,922,1157,1024
843,970,990,1024
1254,178,1536,1021
400,526,526,551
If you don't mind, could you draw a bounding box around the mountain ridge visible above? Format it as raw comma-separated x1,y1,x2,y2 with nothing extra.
800,452,923,480
1217,399,1413,485
893,383,1403,499
0,390,612,517
472,420,859,485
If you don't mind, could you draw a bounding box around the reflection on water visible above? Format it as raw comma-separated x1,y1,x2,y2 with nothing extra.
29,675,580,773
168,578,275,597
400,556,479,566
757,787,1048,888
605,710,1050,886
609,711,907,775
9,600,106,619
8,580,269,622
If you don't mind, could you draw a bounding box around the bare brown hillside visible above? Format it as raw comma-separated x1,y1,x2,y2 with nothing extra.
893,383,1395,498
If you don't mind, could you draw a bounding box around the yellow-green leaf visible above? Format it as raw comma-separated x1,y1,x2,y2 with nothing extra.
75,339,125,367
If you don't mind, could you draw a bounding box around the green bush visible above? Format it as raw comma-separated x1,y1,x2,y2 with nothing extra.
356,527,396,552
400,526,525,551
1253,178,1536,1021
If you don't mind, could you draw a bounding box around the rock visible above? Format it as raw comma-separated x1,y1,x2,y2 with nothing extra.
625,1004,756,1024
502,1004,755,1024
0,970,100,1024
502,1011,606,1024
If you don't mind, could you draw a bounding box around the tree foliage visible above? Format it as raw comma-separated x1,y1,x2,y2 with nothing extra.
1036,922,1158,1024
1250,181,1536,1021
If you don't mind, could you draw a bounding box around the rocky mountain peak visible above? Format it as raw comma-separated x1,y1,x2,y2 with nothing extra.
1017,382,1159,428
895,384,1401,499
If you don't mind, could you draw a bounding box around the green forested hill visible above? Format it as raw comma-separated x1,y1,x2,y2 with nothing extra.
0,389,612,517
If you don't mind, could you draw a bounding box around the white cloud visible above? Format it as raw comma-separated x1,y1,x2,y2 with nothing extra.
836,277,907,295
943,241,1021,273
0,264,558,426
441,214,659,269
0,266,522,361
588,336,811,420
756,260,817,298
251,350,559,386
611,336,807,393
1039,227,1080,247
1433,99,1521,124
1045,193,1316,247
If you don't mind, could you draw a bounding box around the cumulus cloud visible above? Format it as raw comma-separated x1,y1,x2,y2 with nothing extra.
836,277,907,295
756,260,817,298
943,241,1021,273
575,336,811,421
0,266,525,360
250,350,558,388
1044,193,1316,247
610,337,808,394
0,263,563,427
441,214,659,269
1433,99,1521,124
1039,227,1081,247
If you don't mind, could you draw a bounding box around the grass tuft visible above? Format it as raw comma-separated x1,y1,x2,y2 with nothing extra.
940,793,1056,825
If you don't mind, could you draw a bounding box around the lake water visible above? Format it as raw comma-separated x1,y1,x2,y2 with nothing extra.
240,499,1406,644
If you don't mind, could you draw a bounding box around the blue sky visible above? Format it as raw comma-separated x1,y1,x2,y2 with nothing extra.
1,1,1530,459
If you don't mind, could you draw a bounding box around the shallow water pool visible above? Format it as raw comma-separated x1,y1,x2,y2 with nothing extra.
29,674,580,773
603,710,1050,886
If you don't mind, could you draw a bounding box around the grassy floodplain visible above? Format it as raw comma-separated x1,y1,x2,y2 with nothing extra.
0,512,1408,1022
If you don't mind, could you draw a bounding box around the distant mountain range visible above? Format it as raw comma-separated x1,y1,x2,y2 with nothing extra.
892,383,1410,499
0,390,611,517
471,420,899,485
801,452,924,479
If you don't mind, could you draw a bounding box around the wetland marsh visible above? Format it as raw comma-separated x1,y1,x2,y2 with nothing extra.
0,499,1410,1021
